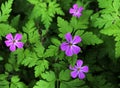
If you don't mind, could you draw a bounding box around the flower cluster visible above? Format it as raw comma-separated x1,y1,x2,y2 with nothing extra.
60,32,89,79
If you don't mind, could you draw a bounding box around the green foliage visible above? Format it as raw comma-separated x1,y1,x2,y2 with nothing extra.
59,70,71,81
33,71,56,88
0,0,13,22
29,1,64,29
81,32,103,45
0,23,16,39
57,17,72,38
34,60,49,77
60,79,87,88
0,74,9,88
21,50,38,67
10,76,27,88
44,45,59,58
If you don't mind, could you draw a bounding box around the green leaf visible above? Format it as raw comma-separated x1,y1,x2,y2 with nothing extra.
34,71,56,88
51,38,61,46
60,79,85,88
5,63,13,72
44,45,59,58
10,15,20,29
81,32,103,45
70,10,93,30
57,17,72,37
0,0,13,22
41,71,56,81
59,70,71,81
23,20,40,43
10,76,27,88
34,60,49,77
0,23,16,39
34,42,45,57
0,74,9,88
100,25,120,36
22,50,38,67
41,1,64,29
27,0,40,4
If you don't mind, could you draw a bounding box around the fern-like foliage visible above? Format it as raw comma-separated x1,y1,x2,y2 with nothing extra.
28,0,64,29
0,74,9,88
10,76,27,88
0,0,13,22
92,0,120,58
33,71,56,88
0,23,16,39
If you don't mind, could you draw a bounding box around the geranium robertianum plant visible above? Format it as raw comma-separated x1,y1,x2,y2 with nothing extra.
0,0,120,88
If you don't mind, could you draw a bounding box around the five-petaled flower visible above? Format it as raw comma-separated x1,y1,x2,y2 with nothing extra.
5,33,24,51
69,4,83,18
60,32,82,56
69,59,89,79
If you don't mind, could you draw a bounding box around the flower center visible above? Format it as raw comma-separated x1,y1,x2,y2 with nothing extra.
13,40,16,43
69,43,73,46
77,68,81,71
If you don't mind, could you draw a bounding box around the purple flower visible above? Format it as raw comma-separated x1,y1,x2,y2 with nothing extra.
5,33,24,52
69,59,89,79
69,4,83,18
60,32,81,56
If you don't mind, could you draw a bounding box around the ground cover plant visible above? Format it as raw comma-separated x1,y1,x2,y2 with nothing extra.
0,0,120,88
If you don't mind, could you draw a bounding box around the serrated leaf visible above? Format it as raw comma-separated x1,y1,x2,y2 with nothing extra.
34,60,49,77
0,23,16,39
57,17,72,37
34,71,56,88
60,79,85,88
44,45,59,58
10,15,20,29
22,50,38,67
34,42,45,57
100,25,120,36
10,76,27,88
81,32,103,45
0,0,13,22
59,70,71,81
51,38,61,46
41,71,56,81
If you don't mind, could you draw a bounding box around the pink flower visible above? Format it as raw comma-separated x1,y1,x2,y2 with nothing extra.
5,33,24,51
69,59,89,79
60,32,82,56
69,4,83,18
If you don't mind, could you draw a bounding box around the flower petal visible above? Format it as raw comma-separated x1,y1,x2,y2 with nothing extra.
60,42,69,51
72,36,82,44
73,4,78,9
79,7,84,12
5,40,13,47
65,46,73,56
71,70,78,78
10,44,16,51
81,66,89,73
65,33,72,43
14,33,22,40
72,45,81,54
6,33,13,40
76,60,83,67
78,71,85,79
15,42,24,48
69,8,75,14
